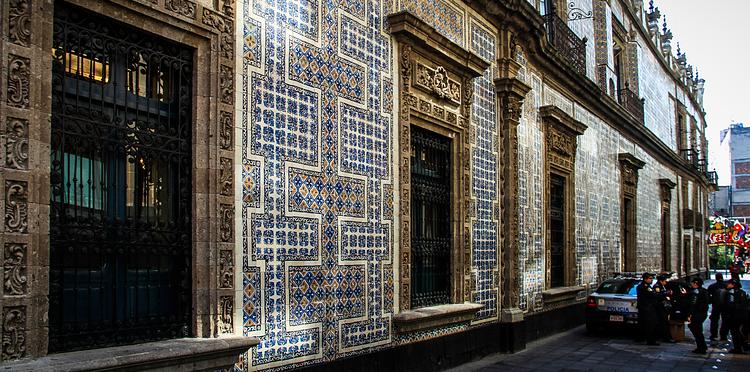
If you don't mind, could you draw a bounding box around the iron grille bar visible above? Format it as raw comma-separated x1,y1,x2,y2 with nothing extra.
50,3,192,352
410,126,452,308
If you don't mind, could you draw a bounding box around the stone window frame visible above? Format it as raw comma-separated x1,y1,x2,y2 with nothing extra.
388,11,488,332
675,102,688,152
659,178,676,271
539,105,587,294
619,153,645,272
0,0,255,363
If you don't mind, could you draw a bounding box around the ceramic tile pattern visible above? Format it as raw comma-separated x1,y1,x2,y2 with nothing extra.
237,0,707,370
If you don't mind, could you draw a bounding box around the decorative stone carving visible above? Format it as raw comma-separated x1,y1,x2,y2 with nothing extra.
8,0,31,47
540,105,587,172
7,55,30,109
414,64,461,104
218,250,233,289
2,306,26,360
619,153,645,197
222,0,235,17
218,296,233,334
219,65,233,104
5,181,28,234
219,111,233,150
219,204,233,242
5,118,29,170
3,244,27,296
165,0,197,19
220,157,233,196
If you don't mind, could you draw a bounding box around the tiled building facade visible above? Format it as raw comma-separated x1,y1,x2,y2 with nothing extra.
0,0,713,370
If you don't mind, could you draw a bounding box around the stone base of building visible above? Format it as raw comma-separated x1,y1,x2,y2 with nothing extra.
299,303,585,372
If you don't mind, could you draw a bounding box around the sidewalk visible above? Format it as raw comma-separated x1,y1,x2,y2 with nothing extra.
446,323,749,372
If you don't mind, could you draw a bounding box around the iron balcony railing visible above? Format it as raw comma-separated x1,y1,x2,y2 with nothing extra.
680,148,699,168
544,13,587,76
617,87,645,125
706,170,718,185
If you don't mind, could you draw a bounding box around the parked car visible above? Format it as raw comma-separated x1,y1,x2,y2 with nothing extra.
585,275,640,332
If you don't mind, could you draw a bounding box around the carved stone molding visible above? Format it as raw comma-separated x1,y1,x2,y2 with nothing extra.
390,11,488,310
219,111,233,150
201,8,234,59
540,105,586,290
619,153,645,197
5,118,29,170
495,76,531,313
222,0,235,17
8,0,32,47
165,0,197,19
219,65,233,104
219,204,233,242
3,244,27,296
219,157,233,196
4,181,28,234
218,250,233,289
659,178,676,203
218,296,233,334
1,306,26,360
7,55,30,109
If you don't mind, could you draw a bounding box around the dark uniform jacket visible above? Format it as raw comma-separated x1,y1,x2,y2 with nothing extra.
637,282,658,312
688,287,710,319
707,281,727,309
653,282,670,312
725,288,749,321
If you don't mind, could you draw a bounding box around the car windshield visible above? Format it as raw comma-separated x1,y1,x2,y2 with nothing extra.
596,279,640,295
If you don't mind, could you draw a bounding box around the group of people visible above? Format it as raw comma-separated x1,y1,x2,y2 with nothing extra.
636,272,749,354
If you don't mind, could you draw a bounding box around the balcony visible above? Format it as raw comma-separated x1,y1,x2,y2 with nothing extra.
679,148,701,170
544,13,587,76
617,87,645,125
706,170,718,185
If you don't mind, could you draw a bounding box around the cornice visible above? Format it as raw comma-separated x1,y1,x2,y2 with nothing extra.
618,152,646,170
540,105,587,136
388,11,489,77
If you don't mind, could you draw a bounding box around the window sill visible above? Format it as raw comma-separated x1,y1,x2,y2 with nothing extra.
0,336,259,371
542,285,585,304
393,302,484,334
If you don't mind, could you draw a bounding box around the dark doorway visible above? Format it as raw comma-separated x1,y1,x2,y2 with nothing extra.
623,196,635,271
410,126,451,308
550,174,566,288
661,210,670,270
49,3,192,352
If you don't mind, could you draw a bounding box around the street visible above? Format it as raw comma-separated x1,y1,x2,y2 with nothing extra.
447,277,750,372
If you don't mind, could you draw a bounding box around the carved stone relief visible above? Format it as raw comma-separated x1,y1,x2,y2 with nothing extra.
8,0,32,47
7,55,30,109
202,9,234,60
5,118,29,170
218,296,233,334
414,64,461,104
220,157,233,196
218,249,233,289
165,0,197,19
3,244,27,296
220,204,233,242
1,306,26,360
219,65,233,104
4,181,28,234
219,111,233,150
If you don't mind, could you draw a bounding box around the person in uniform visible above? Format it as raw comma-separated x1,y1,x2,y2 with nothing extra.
636,272,659,345
707,272,728,341
687,277,710,353
654,273,675,343
724,279,748,353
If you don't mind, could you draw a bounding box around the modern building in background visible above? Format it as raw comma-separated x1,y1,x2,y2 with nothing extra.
0,0,714,370
709,123,750,216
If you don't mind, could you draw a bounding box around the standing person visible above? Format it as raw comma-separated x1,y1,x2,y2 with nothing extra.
637,272,659,345
654,273,675,343
724,279,748,353
687,277,710,354
707,273,728,341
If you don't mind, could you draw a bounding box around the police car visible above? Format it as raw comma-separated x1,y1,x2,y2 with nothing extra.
585,273,641,331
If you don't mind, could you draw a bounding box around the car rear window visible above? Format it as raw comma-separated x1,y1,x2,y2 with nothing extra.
596,280,640,294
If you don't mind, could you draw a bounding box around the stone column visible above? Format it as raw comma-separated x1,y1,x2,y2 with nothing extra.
495,58,530,351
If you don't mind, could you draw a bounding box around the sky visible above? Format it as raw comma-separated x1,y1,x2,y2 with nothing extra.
656,0,750,175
